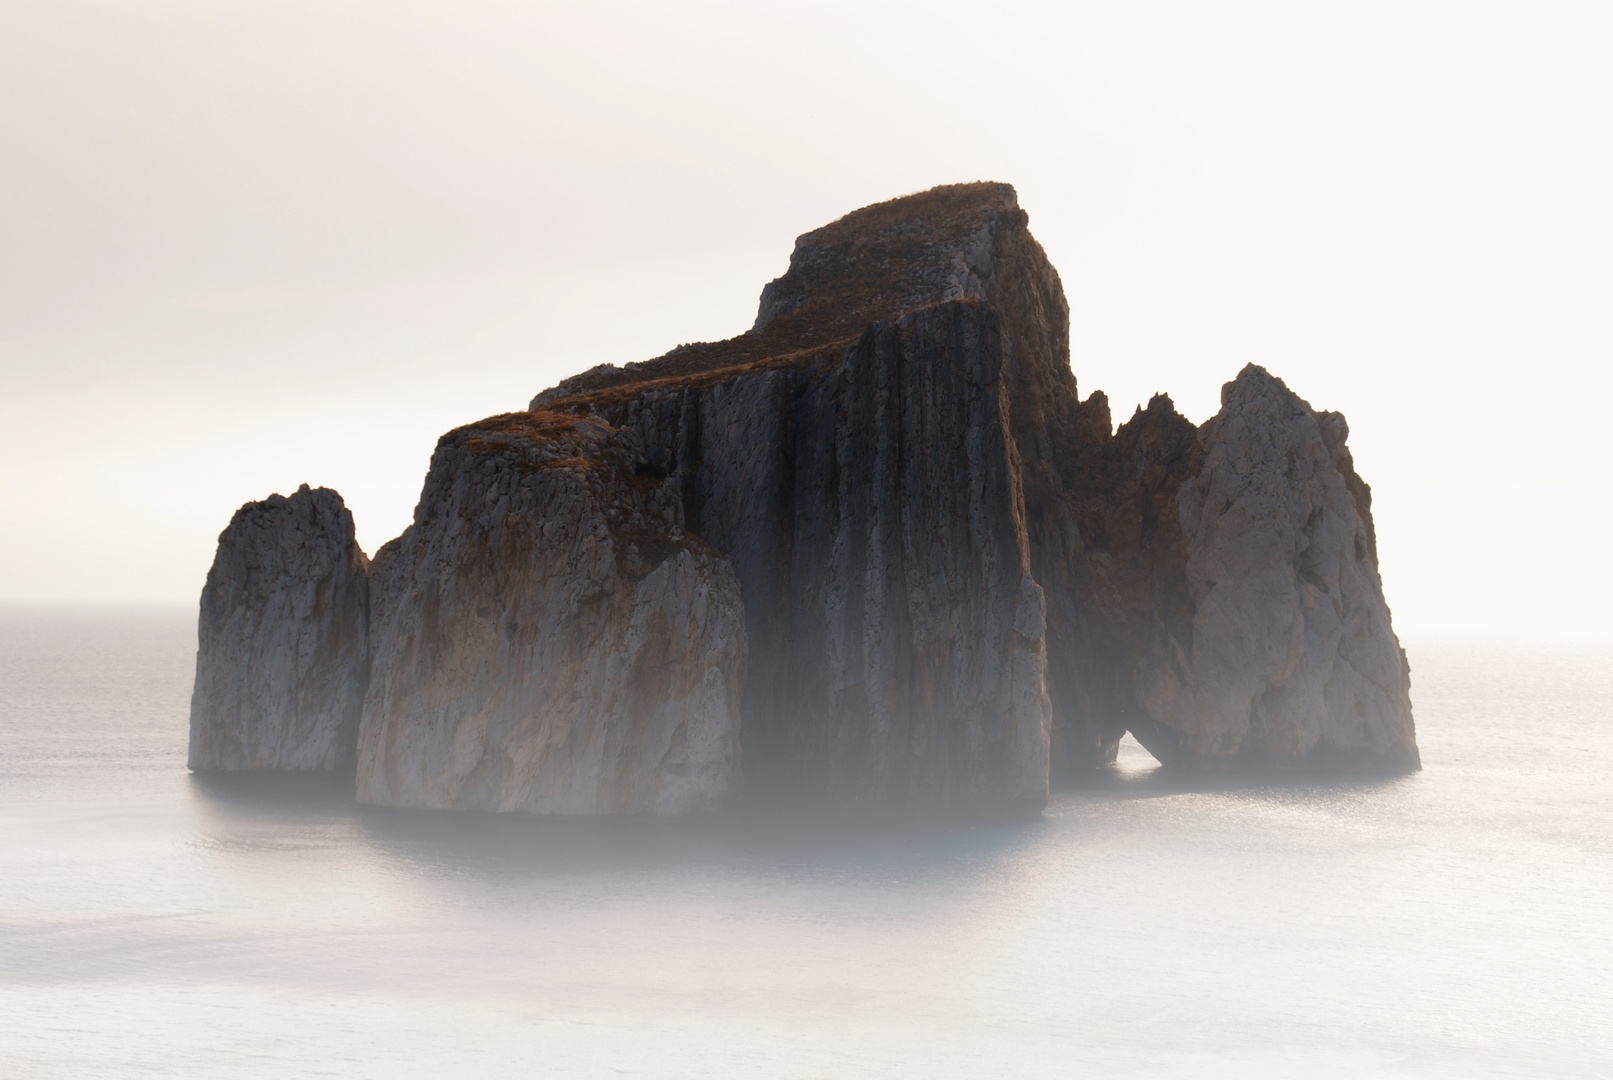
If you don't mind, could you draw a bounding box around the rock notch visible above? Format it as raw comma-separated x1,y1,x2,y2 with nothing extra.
189,182,1418,813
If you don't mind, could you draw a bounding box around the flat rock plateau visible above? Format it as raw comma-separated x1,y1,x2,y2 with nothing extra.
188,182,1418,816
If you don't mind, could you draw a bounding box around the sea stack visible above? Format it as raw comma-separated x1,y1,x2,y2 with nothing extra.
188,484,370,773
1129,365,1419,770
188,182,1418,813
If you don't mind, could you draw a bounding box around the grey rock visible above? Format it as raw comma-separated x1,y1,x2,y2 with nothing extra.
188,484,370,773
1129,365,1418,769
596,303,1053,812
189,182,1418,812
533,184,1416,784
354,413,747,815
539,185,1076,810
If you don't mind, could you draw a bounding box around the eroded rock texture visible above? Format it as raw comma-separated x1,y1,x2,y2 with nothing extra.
579,303,1053,812
1055,393,1205,769
525,181,1417,790
354,413,747,815
1128,365,1418,769
188,484,369,772
191,181,1418,812
540,186,1064,811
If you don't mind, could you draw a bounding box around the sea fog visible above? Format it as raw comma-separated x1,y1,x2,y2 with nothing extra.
1,606,1608,1078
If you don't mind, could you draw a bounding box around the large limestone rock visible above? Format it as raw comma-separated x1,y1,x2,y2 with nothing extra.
1129,365,1418,770
188,484,370,773
354,413,747,815
189,182,1418,813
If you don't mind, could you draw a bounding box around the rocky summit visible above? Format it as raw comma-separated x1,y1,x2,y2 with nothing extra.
187,182,1418,815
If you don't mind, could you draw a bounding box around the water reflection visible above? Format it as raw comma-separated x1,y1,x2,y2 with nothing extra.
185,769,1060,891
1059,760,1415,803
184,752,1415,894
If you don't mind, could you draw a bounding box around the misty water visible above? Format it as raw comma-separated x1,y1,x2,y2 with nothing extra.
1,608,1608,1078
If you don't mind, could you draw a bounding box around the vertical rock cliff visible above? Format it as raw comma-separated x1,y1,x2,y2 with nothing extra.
189,484,369,773
529,183,1415,784
537,186,1064,811
354,413,747,815
190,181,1419,812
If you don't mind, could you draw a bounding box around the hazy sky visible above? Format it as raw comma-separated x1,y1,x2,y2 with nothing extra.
3,0,1609,613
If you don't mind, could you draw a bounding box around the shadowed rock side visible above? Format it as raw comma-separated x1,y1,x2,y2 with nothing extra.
548,183,1086,801
594,302,1053,813
354,413,747,815
1055,393,1205,766
1128,365,1418,770
189,484,370,773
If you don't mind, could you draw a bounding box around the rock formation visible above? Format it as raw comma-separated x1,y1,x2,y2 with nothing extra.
573,305,1054,812
534,184,1074,810
189,181,1418,814
355,412,747,815
189,484,369,773
1128,365,1418,769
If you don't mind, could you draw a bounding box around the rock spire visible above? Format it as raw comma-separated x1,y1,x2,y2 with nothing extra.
188,484,369,773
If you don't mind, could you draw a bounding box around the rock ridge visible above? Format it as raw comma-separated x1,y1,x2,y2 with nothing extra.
531,182,1032,410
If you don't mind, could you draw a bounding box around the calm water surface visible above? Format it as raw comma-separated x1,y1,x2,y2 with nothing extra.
1,607,1609,1078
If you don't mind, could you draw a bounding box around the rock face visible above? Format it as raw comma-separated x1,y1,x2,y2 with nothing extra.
581,304,1053,812
188,484,369,773
527,183,1415,784
537,186,1066,811
190,181,1418,813
354,412,747,815
1129,365,1418,769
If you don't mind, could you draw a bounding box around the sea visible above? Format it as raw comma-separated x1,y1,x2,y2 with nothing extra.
1,606,1608,1078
